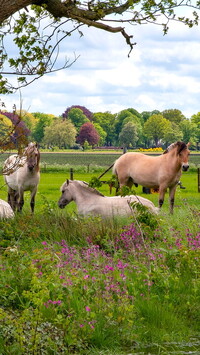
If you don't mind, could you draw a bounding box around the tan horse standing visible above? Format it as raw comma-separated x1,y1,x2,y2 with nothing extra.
113,141,190,214
3,142,40,213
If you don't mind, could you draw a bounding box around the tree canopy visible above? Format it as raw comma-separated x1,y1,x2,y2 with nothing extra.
1,1,200,93
43,118,77,148
76,122,100,147
144,114,171,147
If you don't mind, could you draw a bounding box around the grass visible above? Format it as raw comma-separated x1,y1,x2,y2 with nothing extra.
0,159,199,354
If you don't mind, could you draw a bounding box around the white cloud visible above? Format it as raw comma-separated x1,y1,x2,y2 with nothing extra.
1,18,200,118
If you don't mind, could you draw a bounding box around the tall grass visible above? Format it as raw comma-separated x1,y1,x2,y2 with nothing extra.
0,162,199,354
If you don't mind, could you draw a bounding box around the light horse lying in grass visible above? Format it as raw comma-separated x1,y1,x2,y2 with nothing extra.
58,180,159,217
113,141,190,214
0,199,14,219
3,142,40,213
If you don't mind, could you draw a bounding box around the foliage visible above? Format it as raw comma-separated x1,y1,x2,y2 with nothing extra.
164,122,183,146
0,114,13,144
62,105,93,121
191,112,200,147
0,111,29,151
1,1,200,92
88,176,103,188
16,110,38,132
76,122,100,147
93,122,107,146
0,203,199,353
162,109,186,125
144,114,171,147
180,119,198,145
65,108,90,131
43,118,77,149
119,121,139,148
32,112,55,143
93,112,117,146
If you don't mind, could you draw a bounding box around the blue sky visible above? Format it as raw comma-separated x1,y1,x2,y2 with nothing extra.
1,14,200,119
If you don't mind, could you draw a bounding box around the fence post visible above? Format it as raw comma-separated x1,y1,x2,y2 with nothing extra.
198,168,200,193
70,168,74,180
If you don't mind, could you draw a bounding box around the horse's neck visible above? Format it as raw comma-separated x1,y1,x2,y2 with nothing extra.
167,150,182,172
74,185,100,204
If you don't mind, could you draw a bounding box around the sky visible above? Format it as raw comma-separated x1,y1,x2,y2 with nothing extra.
1,10,200,119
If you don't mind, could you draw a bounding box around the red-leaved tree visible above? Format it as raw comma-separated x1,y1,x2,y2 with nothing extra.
76,122,100,147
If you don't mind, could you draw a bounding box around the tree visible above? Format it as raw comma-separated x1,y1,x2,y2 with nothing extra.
92,112,117,146
16,110,38,140
180,120,197,146
0,111,30,150
115,109,143,146
63,105,93,121
191,112,200,149
119,122,138,150
66,108,89,131
1,1,200,93
93,122,107,146
43,118,77,148
163,122,183,147
144,114,171,147
32,112,55,143
0,114,13,145
162,109,186,125
141,110,161,123
76,122,100,147
191,112,200,150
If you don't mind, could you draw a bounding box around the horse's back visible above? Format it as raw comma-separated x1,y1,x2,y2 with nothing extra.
83,195,158,217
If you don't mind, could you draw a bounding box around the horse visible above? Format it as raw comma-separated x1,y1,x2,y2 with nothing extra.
58,179,159,217
3,142,40,213
113,141,190,214
0,199,14,219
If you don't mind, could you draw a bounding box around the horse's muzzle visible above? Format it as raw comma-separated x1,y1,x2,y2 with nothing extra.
182,164,189,171
58,201,67,209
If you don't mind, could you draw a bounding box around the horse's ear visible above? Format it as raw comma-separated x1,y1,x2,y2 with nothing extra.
187,142,191,148
66,179,69,185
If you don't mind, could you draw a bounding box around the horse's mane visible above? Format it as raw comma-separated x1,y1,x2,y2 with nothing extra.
70,180,105,197
24,142,39,155
163,141,187,155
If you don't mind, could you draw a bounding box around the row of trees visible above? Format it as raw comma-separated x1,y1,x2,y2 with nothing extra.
1,105,200,150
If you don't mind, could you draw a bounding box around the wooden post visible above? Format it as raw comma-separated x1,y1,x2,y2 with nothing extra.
198,168,200,193
70,168,74,180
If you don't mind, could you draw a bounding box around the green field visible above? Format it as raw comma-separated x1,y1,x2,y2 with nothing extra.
0,168,199,214
0,153,200,354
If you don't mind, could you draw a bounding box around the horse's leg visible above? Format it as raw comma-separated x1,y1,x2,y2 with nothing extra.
169,185,177,214
8,187,16,211
30,187,37,213
17,190,24,212
158,186,167,210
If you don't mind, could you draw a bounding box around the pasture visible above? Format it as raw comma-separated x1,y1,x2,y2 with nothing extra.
0,152,200,354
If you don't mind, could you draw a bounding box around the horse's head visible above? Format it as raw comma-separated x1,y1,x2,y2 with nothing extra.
25,142,40,172
175,141,190,171
164,141,190,171
58,179,73,209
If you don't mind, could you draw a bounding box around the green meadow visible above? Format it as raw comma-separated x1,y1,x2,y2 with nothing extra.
0,153,199,354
